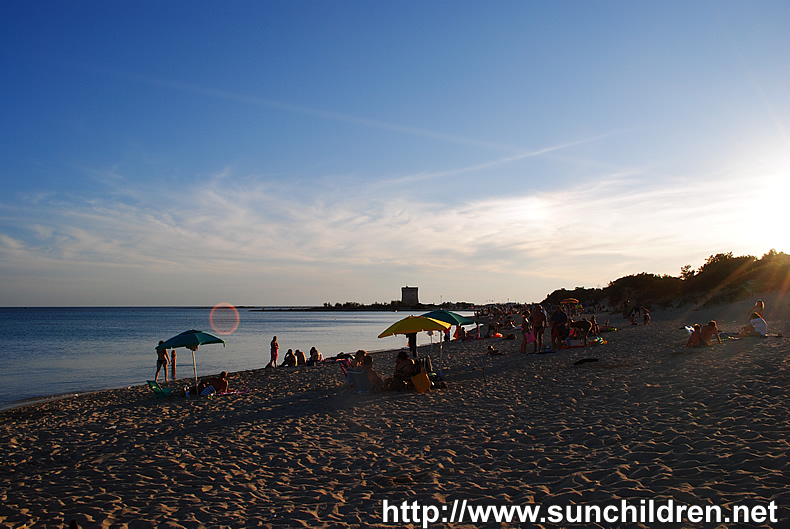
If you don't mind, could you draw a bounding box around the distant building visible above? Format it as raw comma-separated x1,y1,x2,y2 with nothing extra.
401,286,419,306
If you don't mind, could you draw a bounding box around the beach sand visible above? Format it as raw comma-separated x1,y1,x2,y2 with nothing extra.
1,295,788,528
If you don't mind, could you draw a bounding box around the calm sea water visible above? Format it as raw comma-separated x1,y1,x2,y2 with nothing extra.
0,307,465,410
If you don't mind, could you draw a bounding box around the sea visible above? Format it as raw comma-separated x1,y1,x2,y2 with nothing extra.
0,306,469,410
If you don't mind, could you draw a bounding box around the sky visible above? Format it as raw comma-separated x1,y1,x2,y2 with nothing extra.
1,1,788,307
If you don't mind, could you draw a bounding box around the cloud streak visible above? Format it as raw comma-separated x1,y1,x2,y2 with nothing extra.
2,157,776,306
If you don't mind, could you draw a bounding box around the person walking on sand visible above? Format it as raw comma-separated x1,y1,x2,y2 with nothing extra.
155,341,169,382
266,336,279,368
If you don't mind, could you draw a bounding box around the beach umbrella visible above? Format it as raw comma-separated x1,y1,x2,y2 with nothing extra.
420,310,478,369
420,309,475,327
377,315,451,338
560,298,580,304
156,330,225,386
379,316,451,377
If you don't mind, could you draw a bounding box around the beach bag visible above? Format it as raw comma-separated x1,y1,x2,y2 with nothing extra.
525,329,536,343
411,371,431,393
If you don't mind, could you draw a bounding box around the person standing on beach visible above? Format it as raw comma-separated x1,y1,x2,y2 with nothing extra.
550,306,569,350
529,304,547,353
266,336,279,368
407,332,417,357
155,341,169,382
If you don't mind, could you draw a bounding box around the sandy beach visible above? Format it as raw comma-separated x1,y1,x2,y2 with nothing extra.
1,295,787,528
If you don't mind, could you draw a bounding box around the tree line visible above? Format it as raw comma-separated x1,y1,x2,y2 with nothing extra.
544,250,790,310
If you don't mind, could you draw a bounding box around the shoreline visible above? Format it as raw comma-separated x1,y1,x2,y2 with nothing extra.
1,296,787,527
3,292,787,413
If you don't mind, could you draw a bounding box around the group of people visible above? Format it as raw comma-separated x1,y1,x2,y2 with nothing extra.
686,299,769,347
518,304,603,353
344,349,421,392
685,321,723,347
154,340,232,396
155,340,178,383
266,336,324,368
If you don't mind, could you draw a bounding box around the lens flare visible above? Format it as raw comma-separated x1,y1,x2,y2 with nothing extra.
210,303,240,335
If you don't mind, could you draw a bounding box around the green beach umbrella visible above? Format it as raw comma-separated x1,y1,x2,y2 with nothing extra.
156,330,225,387
420,309,475,327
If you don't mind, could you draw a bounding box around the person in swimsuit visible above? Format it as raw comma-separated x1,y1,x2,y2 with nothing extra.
266,336,279,368
155,341,169,382
686,324,704,347
529,304,547,353
701,321,722,345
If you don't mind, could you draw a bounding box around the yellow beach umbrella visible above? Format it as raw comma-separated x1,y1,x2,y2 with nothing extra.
378,315,451,338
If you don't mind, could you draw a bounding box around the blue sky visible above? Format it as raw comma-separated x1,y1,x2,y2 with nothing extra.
1,1,788,307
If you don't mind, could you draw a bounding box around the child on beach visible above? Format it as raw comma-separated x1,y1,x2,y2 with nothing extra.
686,324,704,347
701,321,722,345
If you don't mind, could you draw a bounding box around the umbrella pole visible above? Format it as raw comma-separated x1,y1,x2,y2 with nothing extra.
192,349,198,388
439,339,443,377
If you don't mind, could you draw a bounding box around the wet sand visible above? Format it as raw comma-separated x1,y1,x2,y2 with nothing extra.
1,295,788,528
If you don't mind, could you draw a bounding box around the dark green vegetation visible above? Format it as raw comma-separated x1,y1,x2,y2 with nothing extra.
544,250,790,310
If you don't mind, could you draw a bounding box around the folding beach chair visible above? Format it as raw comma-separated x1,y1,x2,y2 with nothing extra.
347,369,372,395
147,380,174,398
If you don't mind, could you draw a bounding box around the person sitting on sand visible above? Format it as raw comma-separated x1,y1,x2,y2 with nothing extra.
307,347,324,365
295,349,307,365
740,313,768,337
204,371,229,394
394,350,416,378
362,355,384,391
155,341,169,382
387,350,416,390
701,321,722,345
749,299,765,319
351,349,368,368
686,324,704,347
281,349,297,367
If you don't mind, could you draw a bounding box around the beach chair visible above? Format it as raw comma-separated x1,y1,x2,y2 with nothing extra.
147,380,174,398
347,369,372,395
